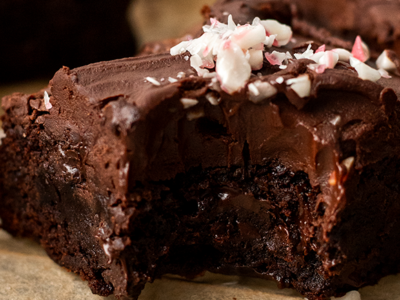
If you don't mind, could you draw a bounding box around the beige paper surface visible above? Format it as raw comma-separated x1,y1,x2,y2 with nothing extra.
1,229,400,300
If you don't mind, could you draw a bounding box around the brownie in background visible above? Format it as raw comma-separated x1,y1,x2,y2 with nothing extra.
0,0,136,82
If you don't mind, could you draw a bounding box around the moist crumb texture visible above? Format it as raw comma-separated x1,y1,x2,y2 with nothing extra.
2,1,400,300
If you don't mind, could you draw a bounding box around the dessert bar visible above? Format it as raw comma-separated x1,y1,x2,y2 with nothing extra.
1,1,400,299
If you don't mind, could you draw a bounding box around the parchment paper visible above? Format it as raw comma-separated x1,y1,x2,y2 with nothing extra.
1,230,400,300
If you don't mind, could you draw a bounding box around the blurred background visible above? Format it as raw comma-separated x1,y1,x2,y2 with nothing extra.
0,0,215,103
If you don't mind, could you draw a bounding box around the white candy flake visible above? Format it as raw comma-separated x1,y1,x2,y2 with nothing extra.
330,115,341,126
180,98,199,109
44,91,52,110
294,44,314,60
248,49,264,70
216,40,252,94
177,72,186,79
376,50,397,72
342,157,355,172
145,77,161,86
332,48,352,62
286,74,311,98
168,77,178,83
248,80,277,103
259,20,293,46
205,92,221,105
349,57,381,82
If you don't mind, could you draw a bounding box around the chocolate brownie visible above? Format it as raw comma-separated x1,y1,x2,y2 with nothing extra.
1,2,400,300
0,0,136,83
208,0,400,56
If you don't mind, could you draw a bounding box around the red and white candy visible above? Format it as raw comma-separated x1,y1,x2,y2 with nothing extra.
351,36,370,62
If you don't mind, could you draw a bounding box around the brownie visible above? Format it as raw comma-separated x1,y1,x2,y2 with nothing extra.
1,2,400,300
208,0,400,57
0,0,136,83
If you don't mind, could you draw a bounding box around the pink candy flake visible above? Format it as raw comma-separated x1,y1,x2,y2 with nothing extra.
203,46,211,57
308,63,327,74
210,18,219,27
265,52,281,65
352,36,369,62
223,40,232,50
202,60,215,69
321,51,337,69
316,64,327,74
378,68,392,79
316,44,326,53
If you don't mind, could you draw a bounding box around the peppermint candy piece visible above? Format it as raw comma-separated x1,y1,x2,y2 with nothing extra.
259,20,292,46
286,74,311,98
349,57,381,82
376,50,397,72
216,40,252,94
351,36,370,62
248,80,278,103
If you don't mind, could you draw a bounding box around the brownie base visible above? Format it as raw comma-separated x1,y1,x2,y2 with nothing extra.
2,110,400,300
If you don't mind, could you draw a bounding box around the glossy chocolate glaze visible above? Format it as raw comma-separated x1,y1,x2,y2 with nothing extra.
1,2,400,300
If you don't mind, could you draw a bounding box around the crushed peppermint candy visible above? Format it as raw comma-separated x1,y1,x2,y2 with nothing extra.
265,51,292,66
342,157,355,172
180,98,199,109
308,63,327,74
376,50,397,72
168,77,178,83
177,72,186,79
351,36,370,62
145,77,161,86
169,15,390,98
319,51,339,69
248,80,277,103
205,92,221,105
170,15,292,94
294,44,314,60
378,68,392,79
332,48,352,62
349,57,381,82
315,44,326,53
44,91,52,110
286,74,311,98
